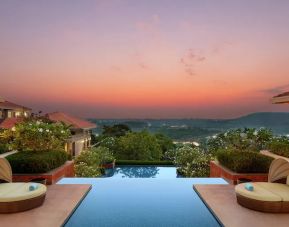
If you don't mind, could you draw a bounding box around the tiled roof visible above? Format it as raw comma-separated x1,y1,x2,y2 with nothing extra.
0,117,23,129
46,112,96,129
0,100,31,111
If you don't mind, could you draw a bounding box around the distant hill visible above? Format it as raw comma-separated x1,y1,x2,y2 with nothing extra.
89,112,289,140
227,112,289,134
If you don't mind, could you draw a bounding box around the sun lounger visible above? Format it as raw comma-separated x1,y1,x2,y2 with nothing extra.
0,157,47,213
235,158,289,213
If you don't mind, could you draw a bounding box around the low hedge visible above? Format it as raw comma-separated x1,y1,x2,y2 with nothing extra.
116,160,174,166
267,138,289,158
6,150,68,173
217,150,273,173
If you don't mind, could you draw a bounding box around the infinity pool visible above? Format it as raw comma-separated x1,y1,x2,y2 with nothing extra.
59,178,226,227
105,166,178,178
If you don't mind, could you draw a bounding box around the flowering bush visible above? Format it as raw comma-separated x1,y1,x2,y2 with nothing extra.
175,145,212,177
74,146,115,177
97,136,117,152
206,128,273,154
1,119,71,152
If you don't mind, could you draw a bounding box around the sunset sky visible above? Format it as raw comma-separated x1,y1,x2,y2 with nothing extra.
0,0,289,119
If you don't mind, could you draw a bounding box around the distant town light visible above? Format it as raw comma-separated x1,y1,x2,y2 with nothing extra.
192,142,200,147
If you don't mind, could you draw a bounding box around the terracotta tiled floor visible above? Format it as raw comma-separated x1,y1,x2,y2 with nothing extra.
194,184,289,227
0,184,91,227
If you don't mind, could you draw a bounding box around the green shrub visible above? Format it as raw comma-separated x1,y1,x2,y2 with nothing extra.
175,146,212,177
217,149,273,173
116,160,174,166
267,137,289,158
0,143,9,154
7,150,68,173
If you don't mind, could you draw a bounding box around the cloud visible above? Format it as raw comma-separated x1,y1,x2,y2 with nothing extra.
259,84,289,95
180,49,206,76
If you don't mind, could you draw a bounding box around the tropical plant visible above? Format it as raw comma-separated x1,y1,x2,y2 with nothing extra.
175,145,212,177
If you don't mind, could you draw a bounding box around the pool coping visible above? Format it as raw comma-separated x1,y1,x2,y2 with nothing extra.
0,184,92,227
193,184,224,227
193,184,289,227
61,184,92,226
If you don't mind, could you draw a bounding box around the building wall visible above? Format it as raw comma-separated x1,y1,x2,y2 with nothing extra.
66,132,92,157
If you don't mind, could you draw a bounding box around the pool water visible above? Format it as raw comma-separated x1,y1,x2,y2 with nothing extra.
105,166,178,178
59,178,226,227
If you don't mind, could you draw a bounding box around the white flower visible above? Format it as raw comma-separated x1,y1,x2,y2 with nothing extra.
212,135,217,139
224,132,228,137
46,129,49,132
38,128,43,132
253,131,258,136
11,127,16,132
61,130,64,133
36,121,41,125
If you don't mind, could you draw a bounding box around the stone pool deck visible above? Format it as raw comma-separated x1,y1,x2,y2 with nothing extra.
193,184,289,227
0,184,91,227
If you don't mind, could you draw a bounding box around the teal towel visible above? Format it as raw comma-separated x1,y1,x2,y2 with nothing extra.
244,183,254,191
29,183,39,191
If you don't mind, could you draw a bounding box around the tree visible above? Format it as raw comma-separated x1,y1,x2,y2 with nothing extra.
115,131,162,160
155,133,175,158
102,124,131,137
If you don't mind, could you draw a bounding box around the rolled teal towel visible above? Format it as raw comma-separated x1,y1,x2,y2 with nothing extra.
29,183,39,191
244,183,254,191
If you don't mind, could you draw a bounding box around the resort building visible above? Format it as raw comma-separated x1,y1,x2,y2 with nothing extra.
0,97,31,129
46,112,96,157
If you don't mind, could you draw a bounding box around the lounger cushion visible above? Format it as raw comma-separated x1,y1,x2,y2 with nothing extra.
287,176,289,185
255,182,289,201
0,183,46,202
235,183,282,202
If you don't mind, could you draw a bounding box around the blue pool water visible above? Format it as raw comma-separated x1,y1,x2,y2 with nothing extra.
105,166,178,178
59,177,226,227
